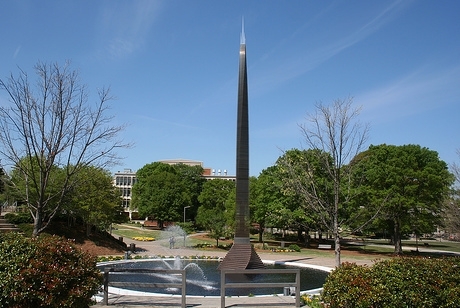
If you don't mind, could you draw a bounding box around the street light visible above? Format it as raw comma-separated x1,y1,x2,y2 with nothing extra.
183,206,190,223
183,206,190,247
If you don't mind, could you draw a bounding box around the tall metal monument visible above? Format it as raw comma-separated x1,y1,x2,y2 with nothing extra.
218,26,264,270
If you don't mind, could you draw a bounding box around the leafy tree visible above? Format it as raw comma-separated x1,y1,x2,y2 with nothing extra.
276,149,332,238
67,166,126,235
0,62,127,236
355,144,453,253
279,98,369,266
8,156,67,218
251,165,309,243
196,179,235,245
174,163,206,220
132,162,204,227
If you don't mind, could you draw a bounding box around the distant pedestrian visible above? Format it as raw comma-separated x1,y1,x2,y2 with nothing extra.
169,236,175,249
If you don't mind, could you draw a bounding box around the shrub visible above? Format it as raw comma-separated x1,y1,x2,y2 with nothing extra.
288,244,301,252
0,233,102,308
322,257,460,308
4,212,33,224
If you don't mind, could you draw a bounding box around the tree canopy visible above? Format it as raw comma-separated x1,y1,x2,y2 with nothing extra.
354,144,454,253
131,162,204,227
196,178,235,245
67,166,126,235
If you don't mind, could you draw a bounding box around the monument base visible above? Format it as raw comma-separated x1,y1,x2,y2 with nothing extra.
218,237,264,270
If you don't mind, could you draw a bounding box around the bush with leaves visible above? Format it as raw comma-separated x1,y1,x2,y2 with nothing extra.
4,212,33,224
322,257,460,308
288,244,301,252
0,233,102,307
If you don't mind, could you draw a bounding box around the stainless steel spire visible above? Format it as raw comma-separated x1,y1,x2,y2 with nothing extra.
218,25,264,270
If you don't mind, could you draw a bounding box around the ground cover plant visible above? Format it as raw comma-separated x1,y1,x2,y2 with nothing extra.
322,257,460,308
0,232,102,307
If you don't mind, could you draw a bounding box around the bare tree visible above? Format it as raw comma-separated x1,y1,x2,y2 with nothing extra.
0,62,128,236
281,97,369,267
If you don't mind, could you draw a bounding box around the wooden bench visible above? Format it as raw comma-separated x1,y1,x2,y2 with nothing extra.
318,244,332,249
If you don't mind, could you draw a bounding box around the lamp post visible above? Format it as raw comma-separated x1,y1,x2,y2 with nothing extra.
183,206,190,247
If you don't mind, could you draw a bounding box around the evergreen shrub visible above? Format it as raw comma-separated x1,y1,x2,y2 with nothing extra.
288,244,301,252
4,212,33,224
0,233,102,308
322,257,460,308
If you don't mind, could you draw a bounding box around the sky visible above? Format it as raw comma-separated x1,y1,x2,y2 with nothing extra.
0,0,459,177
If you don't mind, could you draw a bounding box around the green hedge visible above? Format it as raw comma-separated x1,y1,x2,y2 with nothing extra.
322,257,460,308
0,233,102,307
4,212,33,224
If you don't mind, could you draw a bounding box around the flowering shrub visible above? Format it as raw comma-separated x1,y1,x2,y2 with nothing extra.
322,257,460,308
97,255,221,262
132,236,155,241
300,294,323,308
0,233,102,308
97,255,125,262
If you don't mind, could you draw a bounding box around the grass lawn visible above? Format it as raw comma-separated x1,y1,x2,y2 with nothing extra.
362,238,460,253
111,223,162,240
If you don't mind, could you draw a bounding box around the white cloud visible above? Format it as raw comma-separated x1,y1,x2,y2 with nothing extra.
13,46,21,59
98,1,162,59
357,64,460,123
252,0,412,95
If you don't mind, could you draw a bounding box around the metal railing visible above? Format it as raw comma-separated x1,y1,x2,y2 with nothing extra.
220,268,301,307
102,268,186,308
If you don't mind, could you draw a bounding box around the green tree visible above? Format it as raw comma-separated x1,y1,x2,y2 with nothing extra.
68,166,125,235
132,162,204,227
196,179,235,245
251,166,306,243
279,98,369,266
8,156,67,220
276,149,332,238
0,62,127,236
355,144,453,254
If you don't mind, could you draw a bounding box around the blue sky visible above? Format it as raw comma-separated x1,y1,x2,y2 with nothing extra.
1,1,459,176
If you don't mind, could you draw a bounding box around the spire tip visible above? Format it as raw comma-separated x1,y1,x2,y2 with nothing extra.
240,17,245,44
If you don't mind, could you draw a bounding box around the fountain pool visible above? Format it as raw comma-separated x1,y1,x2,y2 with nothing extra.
98,258,331,296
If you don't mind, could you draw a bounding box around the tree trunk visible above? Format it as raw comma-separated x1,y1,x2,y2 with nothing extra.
335,233,341,267
334,212,341,267
258,227,263,243
32,209,42,237
86,223,92,237
393,218,403,254
297,229,304,242
304,229,310,246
